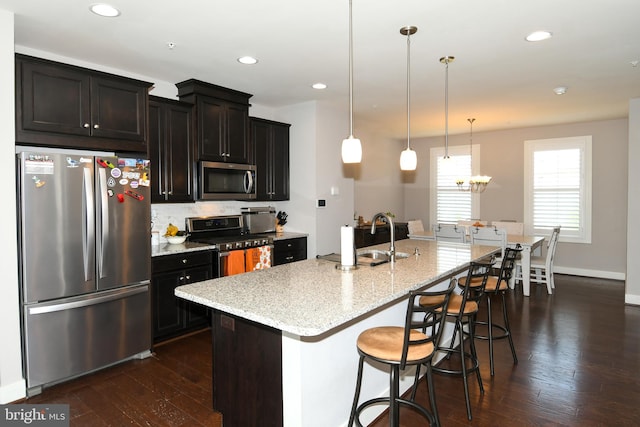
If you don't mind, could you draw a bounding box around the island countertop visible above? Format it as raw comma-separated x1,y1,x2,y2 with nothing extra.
175,239,497,337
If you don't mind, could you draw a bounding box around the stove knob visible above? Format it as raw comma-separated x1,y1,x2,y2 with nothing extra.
254,240,260,246
245,241,252,248
225,243,233,251
235,242,243,249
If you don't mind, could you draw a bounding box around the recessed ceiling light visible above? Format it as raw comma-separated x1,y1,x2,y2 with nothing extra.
553,86,567,95
312,83,327,90
237,56,258,65
525,30,552,42
167,42,176,50
89,3,120,17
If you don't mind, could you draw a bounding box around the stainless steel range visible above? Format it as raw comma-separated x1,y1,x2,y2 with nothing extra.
186,215,274,276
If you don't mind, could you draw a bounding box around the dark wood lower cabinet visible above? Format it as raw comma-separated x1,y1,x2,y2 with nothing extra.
273,237,307,265
152,251,216,343
354,223,409,249
212,311,283,427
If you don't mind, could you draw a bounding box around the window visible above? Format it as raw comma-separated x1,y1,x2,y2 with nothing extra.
430,145,480,224
524,136,592,243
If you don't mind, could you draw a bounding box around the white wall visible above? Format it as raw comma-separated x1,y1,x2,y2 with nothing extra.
0,10,27,403
353,126,407,222
626,98,640,304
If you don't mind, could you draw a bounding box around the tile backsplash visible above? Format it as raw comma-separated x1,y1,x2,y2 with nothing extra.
151,201,278,243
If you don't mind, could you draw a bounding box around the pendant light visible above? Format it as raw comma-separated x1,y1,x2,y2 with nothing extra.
341,0,362,164
399,26,417,171
440,56,454,160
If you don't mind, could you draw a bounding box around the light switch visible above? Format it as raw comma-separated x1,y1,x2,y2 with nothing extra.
330,186,340,196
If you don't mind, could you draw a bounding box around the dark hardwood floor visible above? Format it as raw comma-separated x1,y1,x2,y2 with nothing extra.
23,275,640,426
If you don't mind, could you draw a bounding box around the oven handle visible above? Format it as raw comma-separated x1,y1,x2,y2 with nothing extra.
219,251,231,257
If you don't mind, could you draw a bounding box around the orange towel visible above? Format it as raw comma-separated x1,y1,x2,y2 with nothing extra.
245,246,272,271
224,250,246,276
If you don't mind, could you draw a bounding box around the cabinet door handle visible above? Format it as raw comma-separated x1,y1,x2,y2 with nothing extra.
185,275,191,281
83,123,90,128
182,259,188,264
93,124,100,129
285,256,294,261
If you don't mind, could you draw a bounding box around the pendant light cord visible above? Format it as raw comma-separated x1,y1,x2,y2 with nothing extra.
406,31,411,150
468,117,475,164
348,0,354,137
444,59,449,158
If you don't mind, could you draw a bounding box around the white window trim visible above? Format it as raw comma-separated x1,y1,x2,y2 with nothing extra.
524,136,592,243
430,145,481,225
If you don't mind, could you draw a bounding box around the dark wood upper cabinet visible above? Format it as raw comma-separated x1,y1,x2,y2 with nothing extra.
176,79,252,164
251,117,290,201
15,54,151,153
148,96,196,203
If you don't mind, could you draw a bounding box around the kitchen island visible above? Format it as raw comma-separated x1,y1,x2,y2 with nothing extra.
175,239,497,427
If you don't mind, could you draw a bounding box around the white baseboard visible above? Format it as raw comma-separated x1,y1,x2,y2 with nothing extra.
0,379,26,404
624,294,640,306
554,266,640,306
554,266,625,281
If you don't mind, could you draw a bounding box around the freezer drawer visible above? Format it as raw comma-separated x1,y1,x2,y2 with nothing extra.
23,284,151,393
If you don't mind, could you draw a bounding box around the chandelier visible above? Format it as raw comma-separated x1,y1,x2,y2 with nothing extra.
456,118,492,193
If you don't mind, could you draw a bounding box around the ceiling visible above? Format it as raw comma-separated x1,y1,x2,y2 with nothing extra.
2,0,640,139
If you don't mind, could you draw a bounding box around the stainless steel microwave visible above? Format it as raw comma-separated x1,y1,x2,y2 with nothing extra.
198,161,257,200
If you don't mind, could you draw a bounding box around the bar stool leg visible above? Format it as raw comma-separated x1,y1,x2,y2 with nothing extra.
458,319,473,421
502,293,518,365
389,365,400,426
348,355,365,427
424,363,441,427
487,294,495,376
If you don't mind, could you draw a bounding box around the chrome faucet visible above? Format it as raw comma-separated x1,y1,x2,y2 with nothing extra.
371,212,395,263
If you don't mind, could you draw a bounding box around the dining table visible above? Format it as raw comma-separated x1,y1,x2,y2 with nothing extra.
408,231,546,296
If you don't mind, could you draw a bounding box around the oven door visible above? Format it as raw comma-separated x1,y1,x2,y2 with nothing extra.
218,246,274,277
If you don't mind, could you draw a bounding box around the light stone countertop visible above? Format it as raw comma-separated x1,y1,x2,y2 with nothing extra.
151,231,308,257
175,239,497,337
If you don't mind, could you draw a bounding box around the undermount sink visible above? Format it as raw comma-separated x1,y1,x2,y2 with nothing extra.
357,249,410,261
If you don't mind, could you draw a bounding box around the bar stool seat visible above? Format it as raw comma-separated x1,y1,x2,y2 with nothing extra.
349,281,455,427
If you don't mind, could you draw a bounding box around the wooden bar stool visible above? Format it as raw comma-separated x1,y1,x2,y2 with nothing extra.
460,246,522,376
423,261,492,421
348,280,455,427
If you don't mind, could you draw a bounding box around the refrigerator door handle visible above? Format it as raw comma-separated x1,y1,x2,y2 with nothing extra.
83,167,95,282
27,284,149,315
98,167,108,278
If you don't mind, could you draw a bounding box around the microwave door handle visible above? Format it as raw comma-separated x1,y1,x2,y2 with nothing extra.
244,170,254,194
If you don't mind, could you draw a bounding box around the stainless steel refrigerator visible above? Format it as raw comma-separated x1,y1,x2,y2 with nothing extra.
17,150,152,396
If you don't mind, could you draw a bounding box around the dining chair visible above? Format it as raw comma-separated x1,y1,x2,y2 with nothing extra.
433,224,466,243
469,226,507,260
491,221,524,236
407,219,425,235
514,226,560,294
